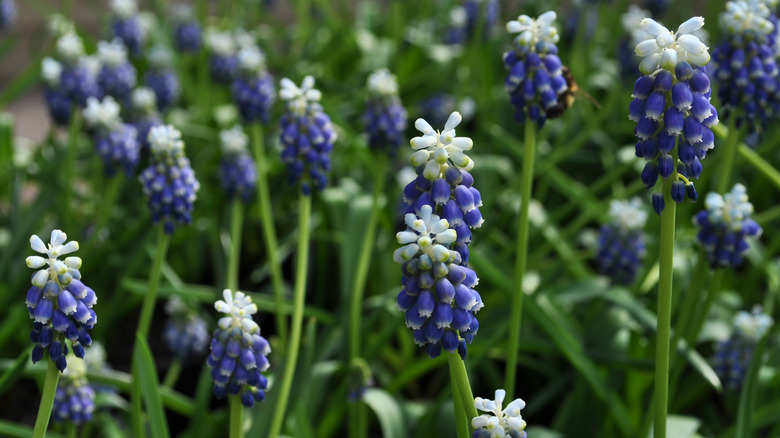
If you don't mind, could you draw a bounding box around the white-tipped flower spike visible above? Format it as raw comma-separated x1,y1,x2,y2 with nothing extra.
97,39,129,67
472,390,528,438
47,14,75,37
208,290,270,407
704,183,756,232
608,198,649,231
394,205,458,264
41,57,63,88
236,46,267,74
635,17,710,73
131,86,157,113
720,0,774,36
280,75,322,115
220,125,249,155
597,198,648,285
506,11,559,49
56,32,85,64
364,68,408,151
147,123,185,159
367,68,399,96
205,29,237,56
410,111,474,179
163,297,209,360
83,96,122,132
734,305,774,342
26,230,97,371
52,357,96,424
109,0,136,18
219,125,257,201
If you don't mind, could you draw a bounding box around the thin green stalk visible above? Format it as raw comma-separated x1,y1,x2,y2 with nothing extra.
654,169,678,438
717,118,739,193
32,360,60,438
448,352,478,422
267,194,312,438
669,257,708,367
293,0,310,58
94,174,122,238
251,124,288,343
63,112,81,233
66,423,75,438
230,395,243,438
449,358,470,438
737,144,780,190
227,200,245,292
162,359,182,388
505,119,536,398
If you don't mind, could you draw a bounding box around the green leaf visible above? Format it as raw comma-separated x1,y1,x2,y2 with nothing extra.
735,333,770,438
363,388,407,438
0,347,30,396
0,420,64,438
133,334,171,438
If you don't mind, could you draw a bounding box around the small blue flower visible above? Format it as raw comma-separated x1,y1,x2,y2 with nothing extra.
139,125,200,233
231,46,276,123
363,69,408,152
472,389,528,438
596,198,648,285
219,125,257,202
279,76,337,194
712,306,773,390
55,33,103,107
0,0,17,30
129,87,163,150
41,57,72,126
52,357,95,424
207,290,271,408
445,0,500,45
144,46,181,111
109,0,146,54
96,39,137,100
83,96,140,176
26,230,96,372
172,3,202,53
694,183,762,268
206,30,238,84
163,297,209,360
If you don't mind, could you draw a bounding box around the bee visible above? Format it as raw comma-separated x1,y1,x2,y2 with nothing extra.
545,67,601,119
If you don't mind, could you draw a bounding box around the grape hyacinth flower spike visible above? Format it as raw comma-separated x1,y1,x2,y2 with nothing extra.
56,32,102,107
712,306,773,389
172,2,202,53
631,16,718,214
694,183,762,268
0,0,17,31
596,198,648,285
52,358,95,424
109,0,146,54
163,297,209,360
207,290,270,407
26,230,96,371
503,11,570,125
232,45,276,124
279,75,337,194
83,96,140,176
363,68,408,153
219,125,257,202
472,390,528,438
206,29,239,84
145,45,181,111
41,57,72,126
139,124,200,233
96,39,137,100
128,86,163,151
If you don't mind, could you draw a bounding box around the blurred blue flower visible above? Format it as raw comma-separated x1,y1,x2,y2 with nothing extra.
52,357,95,424
129,86,163,150
139,125,200,233
172,3,202,53
596,198,648,285
109,0,146,54
163,297,209,360
207,290,270,407
618,5,653,79
41,57,72,126
472,389,527,438
26,230,96,372
144,46,181,111
0,0,17,30
694,184,762,268
445,0,500,45
279,76,337,194
232,46,276,123
83,96,140,176
96,39,137,100
206,29,239,84
363,69,407,152
219,125,257,202
55,33,102,107
712,306,773,390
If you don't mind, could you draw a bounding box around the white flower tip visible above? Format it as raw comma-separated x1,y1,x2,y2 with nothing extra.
444,111,462,131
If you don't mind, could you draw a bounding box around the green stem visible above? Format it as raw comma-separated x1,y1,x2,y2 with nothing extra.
251,124,288,343
504,119,536,398
227,200,245,292
293,0,310,58
94,174,122,238
717,117,739,193
32,360,60,438
136,226,171,340
162,359,182,388
63,112,81,233
66,423,76,438
448,352,478,422
267,194,312,438
654,170,678,438
737,144,780,190
449,358,469,438
229,395,243,438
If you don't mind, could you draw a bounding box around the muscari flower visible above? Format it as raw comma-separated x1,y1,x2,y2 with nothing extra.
363,69,408,153
26,230,96,371
83,96,140,176
694,183,762,268
279,76,337,194
139,124,200,233
145,45,181,111
232,45,276,123
418,93,476,128
711,0,780,146
56,32,102,107
219,125,257,202
0,0,17,30
206,29,239,84
172,3,202,53
712,305,773,390
96,39,137,100
630,17,717,214
207,290,270,407
129,86,163,150
109,0,146,54
41,57,72,126
445,0,500,45
163,297,209,360
472,389,527,438
503,11,570,126
52,357,95,424
596,198,648,285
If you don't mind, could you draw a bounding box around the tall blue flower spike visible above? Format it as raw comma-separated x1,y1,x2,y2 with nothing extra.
694,183,762,268
232,46,276,123
472,389,528,438
219,125,257,202
83,96,140,176
56,32,102,107
109,0,146,54
163,297,209,360
596,198,648,285
712,306,773,390
396,112,484,360
172,3,202,53
139,125,200,233
96,39,136,100
144,46,181,112
630,17,717,214
711,0,780,146
41,57,72,126
52,358,95,424
0,0,17,30
363,69,408,153
503,11,569,126
129,87,163,151
206,29,239,84
279,76,337,194
207,290,271,408
26,230,96,371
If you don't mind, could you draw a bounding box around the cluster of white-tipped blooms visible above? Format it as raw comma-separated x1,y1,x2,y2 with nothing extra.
506,11,559,49
734,305,774,342
472,390,527,438
280,75,323,115
608,198,649,231
410,112,474,180
635,17,710,73
622,5,654,48
83,96,122,132
720,0,775,35
394,205,458,264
